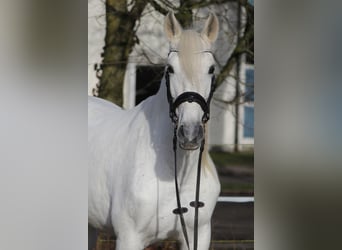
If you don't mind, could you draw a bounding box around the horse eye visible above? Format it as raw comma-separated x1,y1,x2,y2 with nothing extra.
208,65,215,74
167,65,174,74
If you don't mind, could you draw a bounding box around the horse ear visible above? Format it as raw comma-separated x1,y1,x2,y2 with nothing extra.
201,13,219,43
164,11,183,41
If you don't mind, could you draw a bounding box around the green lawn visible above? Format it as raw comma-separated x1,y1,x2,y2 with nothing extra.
221,182,254,193
209,151,254,195
209,151,254,167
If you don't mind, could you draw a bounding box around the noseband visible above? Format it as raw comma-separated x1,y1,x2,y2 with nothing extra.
165,64,216,124
165,50,216,250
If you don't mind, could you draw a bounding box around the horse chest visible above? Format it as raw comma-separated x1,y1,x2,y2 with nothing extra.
122,171,218,240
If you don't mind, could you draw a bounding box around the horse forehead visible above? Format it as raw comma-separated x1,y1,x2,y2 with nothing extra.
177,51,211,85
176,31,212,83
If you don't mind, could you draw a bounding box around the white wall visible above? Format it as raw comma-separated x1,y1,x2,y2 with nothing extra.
208,68,237,150
88,0,105,95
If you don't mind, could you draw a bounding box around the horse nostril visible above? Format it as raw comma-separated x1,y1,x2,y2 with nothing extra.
178,124,204,142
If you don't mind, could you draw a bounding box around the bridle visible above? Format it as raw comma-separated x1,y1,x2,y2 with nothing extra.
165,50,216,124
165,50,216,250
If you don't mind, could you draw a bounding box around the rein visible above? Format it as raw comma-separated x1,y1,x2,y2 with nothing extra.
165,56,216,250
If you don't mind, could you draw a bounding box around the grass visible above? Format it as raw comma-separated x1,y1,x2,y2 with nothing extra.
209,151,254,195
221,183,254,195
209,151,254,167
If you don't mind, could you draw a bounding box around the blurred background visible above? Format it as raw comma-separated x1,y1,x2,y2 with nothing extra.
88,0,254,249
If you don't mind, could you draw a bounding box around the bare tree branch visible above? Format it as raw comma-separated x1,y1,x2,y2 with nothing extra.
183,0,236,10
216,1,254,86
130,0,148,18
97,0,253,107
146,0,169,15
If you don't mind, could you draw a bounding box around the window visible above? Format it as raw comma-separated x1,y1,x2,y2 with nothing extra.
243,106,254,138
135,66,164,105
244,68,254,102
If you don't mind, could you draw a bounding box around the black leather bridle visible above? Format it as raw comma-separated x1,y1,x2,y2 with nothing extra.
165,52,216,124
165,50,216,250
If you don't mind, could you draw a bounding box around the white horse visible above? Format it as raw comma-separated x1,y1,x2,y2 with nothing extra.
88,12,220,250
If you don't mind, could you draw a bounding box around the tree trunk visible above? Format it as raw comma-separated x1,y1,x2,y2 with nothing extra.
98,0,146,106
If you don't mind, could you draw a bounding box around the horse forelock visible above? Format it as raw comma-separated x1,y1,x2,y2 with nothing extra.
177,30,211,85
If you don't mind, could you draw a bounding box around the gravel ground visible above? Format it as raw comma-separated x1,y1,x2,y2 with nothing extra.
212,202,254,241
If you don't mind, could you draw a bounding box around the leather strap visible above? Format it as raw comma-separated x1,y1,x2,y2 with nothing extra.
165,71,216,124
172,125,206,250
172,126,190,250
191,138,205,250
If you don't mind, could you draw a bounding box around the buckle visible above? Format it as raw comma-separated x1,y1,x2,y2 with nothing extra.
190,201,205,208
173,207,188,214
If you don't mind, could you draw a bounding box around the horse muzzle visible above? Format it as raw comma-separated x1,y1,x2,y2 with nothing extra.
177,124,204,150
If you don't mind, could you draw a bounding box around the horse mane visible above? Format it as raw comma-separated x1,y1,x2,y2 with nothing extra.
177,30,211,85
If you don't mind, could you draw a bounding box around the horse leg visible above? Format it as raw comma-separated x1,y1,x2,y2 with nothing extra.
178,223,211,250
196,223,212,250
115,233,145,250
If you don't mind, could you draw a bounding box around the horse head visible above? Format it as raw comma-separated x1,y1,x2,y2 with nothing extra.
164,12,219,150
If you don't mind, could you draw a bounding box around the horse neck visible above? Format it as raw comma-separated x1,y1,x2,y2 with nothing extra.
144,77,171,131
145,77,203,181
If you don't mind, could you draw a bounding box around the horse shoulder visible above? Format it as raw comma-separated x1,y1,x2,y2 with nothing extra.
88,96,128,229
